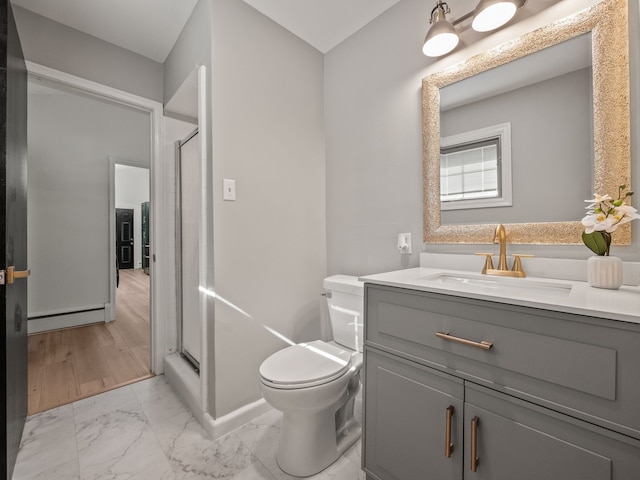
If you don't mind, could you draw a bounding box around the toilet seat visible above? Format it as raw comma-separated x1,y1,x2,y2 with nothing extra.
259,340,353,389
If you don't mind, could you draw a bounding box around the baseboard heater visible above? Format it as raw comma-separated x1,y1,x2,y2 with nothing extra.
28,303,112,334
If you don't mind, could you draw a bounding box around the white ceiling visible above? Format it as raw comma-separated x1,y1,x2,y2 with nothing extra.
12,0,402,62
242,0,401,53
11,0,199,63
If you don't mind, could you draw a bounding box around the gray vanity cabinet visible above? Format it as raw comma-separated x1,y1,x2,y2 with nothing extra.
463,384,640,480
362,283,640,480
364,349,464,480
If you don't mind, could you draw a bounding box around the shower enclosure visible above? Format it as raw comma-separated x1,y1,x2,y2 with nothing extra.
176,129,201,370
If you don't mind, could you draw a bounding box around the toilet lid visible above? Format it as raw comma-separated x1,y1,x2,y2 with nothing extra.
259,340,352,388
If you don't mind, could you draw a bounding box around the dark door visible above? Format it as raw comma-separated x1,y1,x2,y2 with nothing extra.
1,1,29,478
141,202,150,274
116,208,135,270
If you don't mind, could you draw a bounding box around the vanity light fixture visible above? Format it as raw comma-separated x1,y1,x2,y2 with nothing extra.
423,0,527,57
423,1,459,57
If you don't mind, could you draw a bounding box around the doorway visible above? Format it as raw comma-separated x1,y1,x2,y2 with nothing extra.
24,64,166,413
25,83,153,413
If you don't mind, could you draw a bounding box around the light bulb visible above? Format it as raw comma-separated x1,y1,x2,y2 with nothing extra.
423,32,459,57
472,1,517,32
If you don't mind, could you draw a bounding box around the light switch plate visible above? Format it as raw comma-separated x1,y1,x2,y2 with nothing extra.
223,179,236,201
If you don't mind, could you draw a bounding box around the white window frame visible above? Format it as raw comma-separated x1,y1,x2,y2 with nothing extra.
440,122,512,211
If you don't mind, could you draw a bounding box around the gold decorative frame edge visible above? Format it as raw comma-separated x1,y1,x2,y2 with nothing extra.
422,0,631,245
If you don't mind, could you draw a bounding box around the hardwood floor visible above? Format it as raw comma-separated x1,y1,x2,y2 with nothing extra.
27,268,152,415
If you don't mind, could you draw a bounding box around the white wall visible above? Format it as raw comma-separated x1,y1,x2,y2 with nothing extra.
27,82,150,327
115,164,150,269
13,6,163,102
210,0,326,417
325,0,640,275
324,0,432,276
165,0,327,420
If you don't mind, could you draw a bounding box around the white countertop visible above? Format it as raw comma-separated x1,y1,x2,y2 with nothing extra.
360,267,640,325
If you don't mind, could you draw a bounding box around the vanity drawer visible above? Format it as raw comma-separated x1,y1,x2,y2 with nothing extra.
364,283,640,439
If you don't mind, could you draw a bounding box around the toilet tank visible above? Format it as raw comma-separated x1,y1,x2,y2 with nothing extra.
323,275,364,353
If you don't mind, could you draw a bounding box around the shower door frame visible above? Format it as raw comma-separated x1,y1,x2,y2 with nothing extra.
175,128,201,372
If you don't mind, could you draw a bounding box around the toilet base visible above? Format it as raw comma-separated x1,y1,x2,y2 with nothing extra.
276,413,361,477
259,343,364,477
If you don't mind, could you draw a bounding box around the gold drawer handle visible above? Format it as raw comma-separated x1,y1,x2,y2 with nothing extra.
436,332,493,351
445,405,454,458
471,416,480,472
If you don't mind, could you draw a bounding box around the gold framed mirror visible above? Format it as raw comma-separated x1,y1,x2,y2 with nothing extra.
423,0,630,244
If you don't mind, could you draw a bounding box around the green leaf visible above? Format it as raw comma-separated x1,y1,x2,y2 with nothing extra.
582,231,611,255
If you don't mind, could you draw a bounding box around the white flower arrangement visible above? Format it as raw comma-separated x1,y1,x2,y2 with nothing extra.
581,185,639,256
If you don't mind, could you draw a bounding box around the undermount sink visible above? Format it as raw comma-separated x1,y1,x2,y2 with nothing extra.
418,272,573,297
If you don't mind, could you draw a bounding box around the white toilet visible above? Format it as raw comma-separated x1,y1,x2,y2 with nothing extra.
259,275,364,477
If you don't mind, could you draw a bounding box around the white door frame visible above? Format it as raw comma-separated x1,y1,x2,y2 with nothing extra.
27,61,167,374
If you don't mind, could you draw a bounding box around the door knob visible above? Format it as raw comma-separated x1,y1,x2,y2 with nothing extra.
5,266,30,285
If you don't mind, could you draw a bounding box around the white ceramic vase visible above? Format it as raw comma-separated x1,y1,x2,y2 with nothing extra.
587,255,623,289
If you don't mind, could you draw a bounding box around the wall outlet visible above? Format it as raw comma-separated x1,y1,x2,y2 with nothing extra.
398,233,412,254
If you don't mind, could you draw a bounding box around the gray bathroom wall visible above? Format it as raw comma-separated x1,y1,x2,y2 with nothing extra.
210,0,326,417
325,0,640,275
12,6,163,103
324,0,429,276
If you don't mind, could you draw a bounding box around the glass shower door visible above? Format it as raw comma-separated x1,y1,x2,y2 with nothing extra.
177,130,201,369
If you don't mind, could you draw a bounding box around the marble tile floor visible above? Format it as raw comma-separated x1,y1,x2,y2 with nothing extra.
13,375,365,480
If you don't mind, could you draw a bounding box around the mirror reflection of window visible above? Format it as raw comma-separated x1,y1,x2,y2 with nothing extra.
440,138,500,203
439,123,512,211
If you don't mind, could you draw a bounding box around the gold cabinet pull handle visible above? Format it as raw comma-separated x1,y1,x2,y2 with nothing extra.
471,416,480,472
436,332,493,350
445,405,454,458
6,266,30,285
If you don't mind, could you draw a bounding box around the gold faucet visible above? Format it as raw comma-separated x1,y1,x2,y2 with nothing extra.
475,224,533,278
494,224,508,271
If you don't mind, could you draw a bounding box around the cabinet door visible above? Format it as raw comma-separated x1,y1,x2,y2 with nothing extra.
465,384,640,480
364,349,464,480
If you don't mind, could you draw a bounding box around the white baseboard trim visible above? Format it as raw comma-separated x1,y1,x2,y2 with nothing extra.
202,398,272,441
164,353,273,440
28,308,105,334
104,302,114,322
164,353,203,424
